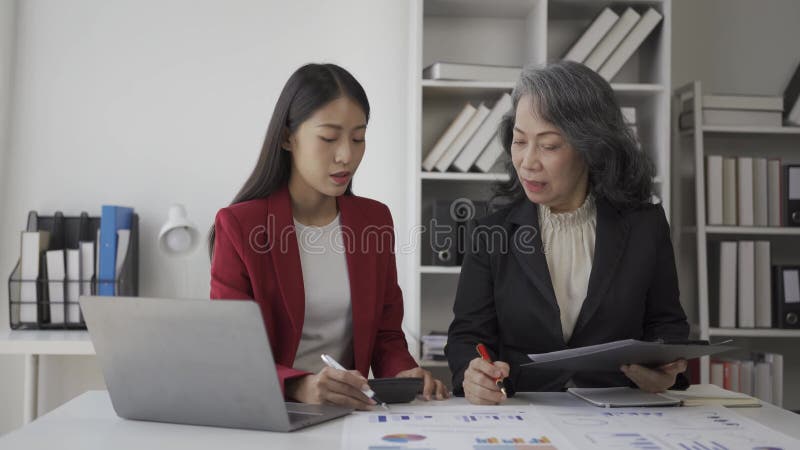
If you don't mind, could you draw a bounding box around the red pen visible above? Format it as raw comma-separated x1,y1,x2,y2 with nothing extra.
476,343,507,397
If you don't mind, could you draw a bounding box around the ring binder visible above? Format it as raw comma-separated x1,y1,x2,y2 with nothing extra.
8,212,140,330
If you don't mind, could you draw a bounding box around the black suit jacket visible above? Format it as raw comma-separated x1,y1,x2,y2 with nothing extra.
445,198,690,396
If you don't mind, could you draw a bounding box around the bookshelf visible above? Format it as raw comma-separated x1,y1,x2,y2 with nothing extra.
420,172,511,182
407,0,673,379
672,80,800,408
705,227,800,237
681,125,800,136
420,266,462,275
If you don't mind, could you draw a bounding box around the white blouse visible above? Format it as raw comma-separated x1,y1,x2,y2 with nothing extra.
538,195,597,342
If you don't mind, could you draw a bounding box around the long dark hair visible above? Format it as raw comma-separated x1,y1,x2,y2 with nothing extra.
208,63,370,257
493,61,654,210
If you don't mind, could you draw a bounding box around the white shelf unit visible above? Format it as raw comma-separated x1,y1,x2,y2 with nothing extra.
420,360,450,368
709,328,800,339
672,81,800,408
0,330,94,355
420,266,462,274
705,226,800,237
407,0,672,375
420,172,511,182
681,125,800,137
0,330,95,424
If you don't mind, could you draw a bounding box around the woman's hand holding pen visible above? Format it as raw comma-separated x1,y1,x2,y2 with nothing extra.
286,367,376,411
463,357,510,405
621,359,688,393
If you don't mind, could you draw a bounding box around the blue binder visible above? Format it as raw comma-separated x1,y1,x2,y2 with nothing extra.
98,205,134,296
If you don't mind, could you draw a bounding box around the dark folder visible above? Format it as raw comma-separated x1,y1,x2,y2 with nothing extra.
786,165,800,226
428,198,488,266
773,266,800,328
430,199,458,266
522,339,735,372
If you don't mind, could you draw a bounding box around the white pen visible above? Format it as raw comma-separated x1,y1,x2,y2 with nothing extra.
320,354,388,409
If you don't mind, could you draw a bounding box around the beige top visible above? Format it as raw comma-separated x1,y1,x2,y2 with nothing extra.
538,195,597,342
292,214,354,373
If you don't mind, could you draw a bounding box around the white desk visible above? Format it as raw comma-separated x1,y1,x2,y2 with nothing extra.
0,330,95,424
1,390,798,449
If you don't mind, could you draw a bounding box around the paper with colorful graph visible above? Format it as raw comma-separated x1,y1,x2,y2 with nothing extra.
341,406,575,450
342,403,800,450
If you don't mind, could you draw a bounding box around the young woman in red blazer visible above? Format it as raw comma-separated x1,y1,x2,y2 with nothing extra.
209,63,447,410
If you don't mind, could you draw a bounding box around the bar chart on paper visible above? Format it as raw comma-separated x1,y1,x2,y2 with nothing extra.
541,406,800,449
367,413,528,424
344,409,575,450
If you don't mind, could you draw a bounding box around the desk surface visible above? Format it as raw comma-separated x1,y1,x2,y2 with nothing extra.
1,390,799,449
0,330,94,355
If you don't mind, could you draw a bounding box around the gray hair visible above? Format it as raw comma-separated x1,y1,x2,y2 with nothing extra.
493,60,655,210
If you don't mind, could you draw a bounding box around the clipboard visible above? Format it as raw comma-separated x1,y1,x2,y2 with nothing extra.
567,387,682,408
522,339,735,372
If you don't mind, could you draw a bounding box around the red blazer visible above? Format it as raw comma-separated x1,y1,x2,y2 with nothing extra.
210,186,418,393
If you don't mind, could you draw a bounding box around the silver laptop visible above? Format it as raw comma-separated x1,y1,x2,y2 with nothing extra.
80,296,352,431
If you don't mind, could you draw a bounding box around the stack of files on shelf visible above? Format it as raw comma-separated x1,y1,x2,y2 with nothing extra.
422,103,475,171
19,219,50,324
433,103,490,172
621,106,637,139
710,352,782,407
473,134,507,173
422,62,521,83
564,6,662,81
563,7,619,63
45,212,67,324
713,240,773,329
9,207,138,329
580,8,639,71
452,93,512,173
422,93,512,173
98,205,135,296
681,94,784,128
783,61,800,125
421,332,447,362
705,155,783,226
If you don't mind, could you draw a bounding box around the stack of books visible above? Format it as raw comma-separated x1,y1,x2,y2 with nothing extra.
680,94,784,128
621,106,638,140
712,239,800,331
562,6,663,81
422,62,521,83
421,93,512,173
421,332,448,362
423,96,637,173
712,240,773,329
705,156,792,227
710,353,783,407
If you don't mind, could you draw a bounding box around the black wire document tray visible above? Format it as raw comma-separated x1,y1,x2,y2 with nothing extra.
522,339,735,372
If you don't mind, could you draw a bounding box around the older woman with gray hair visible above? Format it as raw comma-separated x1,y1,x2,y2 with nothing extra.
445,61,690,405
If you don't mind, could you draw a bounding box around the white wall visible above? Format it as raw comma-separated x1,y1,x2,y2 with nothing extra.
0,0,412,434
0,0,13,177
0,0,19,435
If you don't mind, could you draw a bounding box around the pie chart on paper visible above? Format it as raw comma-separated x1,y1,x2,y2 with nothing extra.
382,433,427,443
